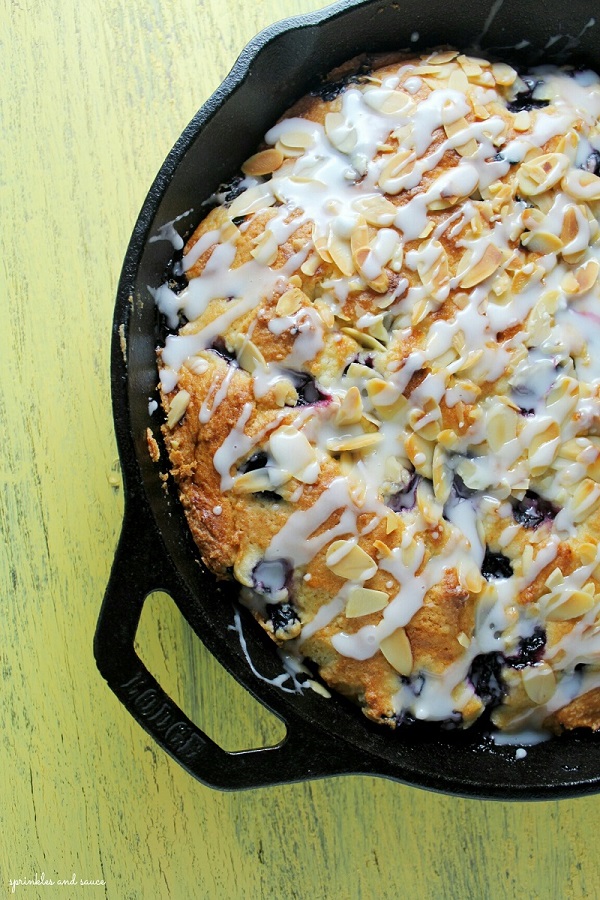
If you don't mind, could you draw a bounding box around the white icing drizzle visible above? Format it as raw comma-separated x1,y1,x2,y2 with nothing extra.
155,51,600,737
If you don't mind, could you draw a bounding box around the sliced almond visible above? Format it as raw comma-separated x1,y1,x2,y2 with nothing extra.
378,148,414,194
345,587,390,618
166,390,190,428
325,540,377,581
327,229,355,277
241,148,284,177
352,195,397,227
325,112,358,154
491,62,517,86
326,432,384,453
278,128,314,151
340,327,386,352
276,287,308,316
235,338,266,374
227,183,275,219
521,663,556,705
366,379,408,420
561,168,600,202
459,244,503,289
513,110,531,132
379,628,413,675
563,259,600,296
571,479,600,524
520,231,563,254
545,589,596,621
425,49,459,65
517,153,570,196
335,386,364,426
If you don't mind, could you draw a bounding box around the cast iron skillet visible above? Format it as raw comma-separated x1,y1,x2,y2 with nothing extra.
95,0,600,799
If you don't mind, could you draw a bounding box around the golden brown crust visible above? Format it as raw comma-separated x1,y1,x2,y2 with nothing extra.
155,50,600,737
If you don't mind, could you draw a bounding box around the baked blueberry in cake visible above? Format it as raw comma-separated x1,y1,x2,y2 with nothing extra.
153,49,600,739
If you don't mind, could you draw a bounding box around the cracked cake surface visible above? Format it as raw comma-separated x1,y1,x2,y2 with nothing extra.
153,49,600,739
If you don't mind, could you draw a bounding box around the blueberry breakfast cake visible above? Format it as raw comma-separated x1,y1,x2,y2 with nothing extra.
154,49,600,739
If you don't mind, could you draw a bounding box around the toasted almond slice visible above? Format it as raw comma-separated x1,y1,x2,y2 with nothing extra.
335,386,364,426
459,244,503,289
571,478,600,523
327,230,355,277
272,378,298,407
278,129,314,151
491,62,517,86
545,589,596,621
345,587,390,618
560,205,579,245
366,378,407,419
228,183,275,219
326,432,384,453
380,628,413,675
241,148,284,177
325,112,358,154
166,390,191,428
250,231,279,266
325,540,378,581
521,663,556,705
517,153,570,196
233,469,290,494
379,91,414,115
520,231,563,254
352,195,397,227
432,444,452,504
448,68,469,93
373,540,392,559
564,259,600,296
513,110,531,132
236,338,266,374
425,49,459,64
561,168,600,202
270,425,319,484
300,253,321,276
276,287,308,316
378,148,414,194
340,327,386,352
405,432,434,479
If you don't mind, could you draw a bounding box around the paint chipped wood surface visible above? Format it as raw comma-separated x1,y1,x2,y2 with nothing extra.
2,0,600,896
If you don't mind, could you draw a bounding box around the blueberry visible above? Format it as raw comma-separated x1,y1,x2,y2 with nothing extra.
237,452,283,502
163,248,189,296
265,601,300,635
439,712,464,730
251,558,293,596
468,653,506,708
410,673,425,697
342,353,374,376
238,451,269,474
481,548,513,581
210,337,237,364
583,150,600,177
223,175,247,204
507,76,550,113
451,472,477,500
310,62,372,101
507,627,546,669
386,472,420,512
512,491,558,529
286,370,330,405
393,710,417,727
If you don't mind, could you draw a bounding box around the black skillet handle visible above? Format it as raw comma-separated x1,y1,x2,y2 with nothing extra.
94,497,360,790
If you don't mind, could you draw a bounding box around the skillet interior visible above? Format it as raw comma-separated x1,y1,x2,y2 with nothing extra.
100,0,600,798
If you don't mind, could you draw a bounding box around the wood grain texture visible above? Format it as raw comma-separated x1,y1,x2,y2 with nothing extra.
2,1,600,897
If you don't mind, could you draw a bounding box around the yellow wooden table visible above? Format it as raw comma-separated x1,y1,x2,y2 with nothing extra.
3,1,600,897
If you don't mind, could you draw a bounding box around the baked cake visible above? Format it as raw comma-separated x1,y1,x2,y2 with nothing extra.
153,50,600,739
